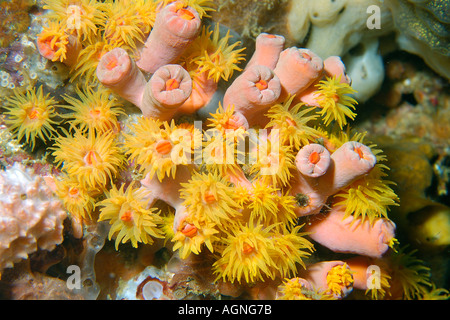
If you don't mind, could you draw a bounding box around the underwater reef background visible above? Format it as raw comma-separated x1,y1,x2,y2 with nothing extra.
0,0,448,300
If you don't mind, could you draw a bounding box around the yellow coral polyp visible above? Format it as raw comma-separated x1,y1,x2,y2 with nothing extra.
54,175,95,220
191,23,246,83
233,185,252,207
101,0,156,50
249,138,296,187
124,118,195,181
37,21,69,63
43,0,104,42
277,278,312,300
315,76,358,129
52,129,124,190
97,183,164,249
365,265,391,300
201,127,244,175
207,103,247,138
172,217,219,258
62,86,125,134
420,284,450,300
156,0,215,19
326,263,354,298
269,225,314,278
334,164,400,225
160,210,176,242
388,246,434,300
180,171,242,225
269,192,298,228
278,278,333,300
213,224,276,284
4,86,59,150
266,96,320,150
247,181,279,225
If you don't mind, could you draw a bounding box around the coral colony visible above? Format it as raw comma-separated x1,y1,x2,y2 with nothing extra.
0,0,447,300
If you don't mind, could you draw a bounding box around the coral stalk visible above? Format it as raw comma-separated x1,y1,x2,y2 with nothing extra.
139,165,192,232
323,56,352,84
344,256,375,290
273,47,323,101
96,47,147,107
223,64,281,127
246,33,285,70
136,2,201,73
291,144,331,216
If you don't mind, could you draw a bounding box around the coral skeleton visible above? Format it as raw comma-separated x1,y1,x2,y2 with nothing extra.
0,164,67,274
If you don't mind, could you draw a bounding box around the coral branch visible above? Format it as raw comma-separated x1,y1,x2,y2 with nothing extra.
139,165,192,232
305,206,396,258
291,141,377,216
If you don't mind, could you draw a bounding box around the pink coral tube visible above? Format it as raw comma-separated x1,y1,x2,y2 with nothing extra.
273,47,323,101
245,33,285,70
136,3,201,73
291,144,330,216
96,47,147,107
140,64,192,120
223,64,281,127
296,143,331,178
306,206,396,258
323,56,352,84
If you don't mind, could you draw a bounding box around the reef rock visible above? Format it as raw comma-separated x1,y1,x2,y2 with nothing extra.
0,164,67,273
